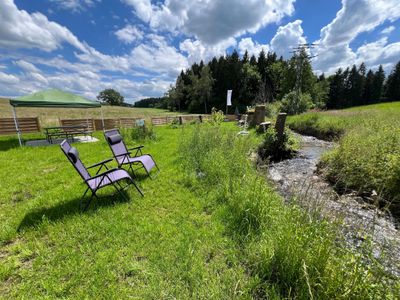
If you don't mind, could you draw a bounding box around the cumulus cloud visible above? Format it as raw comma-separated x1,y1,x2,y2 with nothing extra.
313,0,400,73
0,0,87,52
115,25,144,44
123,0,296,45
238,37,269,57
180,38,236,65
270,20,307,58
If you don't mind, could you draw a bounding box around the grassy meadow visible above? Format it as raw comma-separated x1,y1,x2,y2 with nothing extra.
0,98,181,127
1,120,398,298
287,101,400,214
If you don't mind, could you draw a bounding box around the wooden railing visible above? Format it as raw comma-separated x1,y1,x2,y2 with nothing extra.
0,117,40,135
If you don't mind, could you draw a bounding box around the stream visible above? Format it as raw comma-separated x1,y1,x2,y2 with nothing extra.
267,134,400,276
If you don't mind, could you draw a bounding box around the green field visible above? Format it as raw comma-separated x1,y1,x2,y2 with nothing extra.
287,101,400,214
1,122,398,298
0,98,181,127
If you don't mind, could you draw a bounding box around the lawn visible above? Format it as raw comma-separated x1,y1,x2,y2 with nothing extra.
0,98,182,127
287,101,400,215
0,122,398,298
0,125,253,298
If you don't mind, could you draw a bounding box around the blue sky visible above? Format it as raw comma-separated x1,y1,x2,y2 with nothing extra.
0,0,399,103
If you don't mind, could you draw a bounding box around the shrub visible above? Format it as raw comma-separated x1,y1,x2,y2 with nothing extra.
258,127,298,161
208,107,225,125
280,91,313,115
129,124,156,141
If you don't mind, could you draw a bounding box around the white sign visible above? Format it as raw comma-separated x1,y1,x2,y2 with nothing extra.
227,90,232,106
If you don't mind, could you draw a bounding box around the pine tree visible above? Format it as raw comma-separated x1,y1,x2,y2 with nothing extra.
385,61,400,100
371,65,385,102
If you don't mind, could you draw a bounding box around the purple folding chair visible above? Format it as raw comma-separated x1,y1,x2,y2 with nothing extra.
60,140,143,210
104,129,159,178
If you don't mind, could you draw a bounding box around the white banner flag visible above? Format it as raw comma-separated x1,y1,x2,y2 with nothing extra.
227,90,232,106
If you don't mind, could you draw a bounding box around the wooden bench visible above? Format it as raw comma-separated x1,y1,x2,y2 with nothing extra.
0,117,40,135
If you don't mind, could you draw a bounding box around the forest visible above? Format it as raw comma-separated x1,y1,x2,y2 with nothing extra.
136,49,400,114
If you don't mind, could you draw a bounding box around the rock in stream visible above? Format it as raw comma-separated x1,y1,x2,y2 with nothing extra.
267,134,400,276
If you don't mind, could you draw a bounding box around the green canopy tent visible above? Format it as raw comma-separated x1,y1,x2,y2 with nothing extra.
10,89,103,146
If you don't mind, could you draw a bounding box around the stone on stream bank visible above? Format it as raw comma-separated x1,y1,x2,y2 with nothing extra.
265,133,400,277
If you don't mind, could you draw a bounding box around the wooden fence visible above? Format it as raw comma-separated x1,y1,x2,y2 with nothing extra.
60,117,144,131
59,119,95,131
0,117,40,135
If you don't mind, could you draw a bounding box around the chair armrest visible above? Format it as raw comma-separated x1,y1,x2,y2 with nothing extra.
127,145,144,151
114,152,131,158
87,158,113,169
84,168,120,182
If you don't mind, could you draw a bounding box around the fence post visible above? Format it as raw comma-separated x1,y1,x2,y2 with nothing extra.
179,116,183,125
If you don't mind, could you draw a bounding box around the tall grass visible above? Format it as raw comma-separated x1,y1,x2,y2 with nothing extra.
287,102,400,215
179,124,399,299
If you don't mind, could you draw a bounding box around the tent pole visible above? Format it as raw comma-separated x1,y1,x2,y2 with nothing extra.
12,105,22,147
100,106,105,132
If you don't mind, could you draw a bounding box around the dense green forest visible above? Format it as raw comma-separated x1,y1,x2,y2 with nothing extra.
138,49,400,114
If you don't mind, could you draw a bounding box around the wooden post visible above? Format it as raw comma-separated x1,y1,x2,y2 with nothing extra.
179,116,183,125
275,113,287,141
250,105,266,127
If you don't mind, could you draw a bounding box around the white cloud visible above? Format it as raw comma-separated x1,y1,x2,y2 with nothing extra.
180,38,236,65
0,72,19,84
356,37,400,72
14,60,40,73
49,0,100,12
122,0,152,23
131,37,189,77
238,38,269,57
313,0,400,74
123,0,296,45
270,20,306,58
0,0,87,52
381,26,395,35
115,25,144,44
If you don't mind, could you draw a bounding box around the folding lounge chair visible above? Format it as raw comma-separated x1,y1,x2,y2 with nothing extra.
60,140,143,210
104,129,159,178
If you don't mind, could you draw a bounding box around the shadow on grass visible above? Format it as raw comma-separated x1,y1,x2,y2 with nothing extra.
18,190,132,230
0,137,20,151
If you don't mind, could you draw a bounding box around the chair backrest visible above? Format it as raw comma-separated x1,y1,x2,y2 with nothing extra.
60,140,91,181
104,129,128,161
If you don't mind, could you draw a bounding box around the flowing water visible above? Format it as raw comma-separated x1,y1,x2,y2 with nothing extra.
267,134,400,276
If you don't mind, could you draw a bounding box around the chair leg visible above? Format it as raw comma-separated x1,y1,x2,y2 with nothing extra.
130,178,144,197
82,191,96,211
111,182,129,201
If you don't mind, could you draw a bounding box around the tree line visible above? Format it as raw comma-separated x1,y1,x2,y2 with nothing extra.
141,49,400,113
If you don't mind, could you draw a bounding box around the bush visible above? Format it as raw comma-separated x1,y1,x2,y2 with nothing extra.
258,127,298,161
208,107,225,125
280,92,313,115
129,124,156,141
179,124,395,299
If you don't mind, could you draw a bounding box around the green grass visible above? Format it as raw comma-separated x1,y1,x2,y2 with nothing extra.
0,123,398,298
0,126,252,298
287,101,400,215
